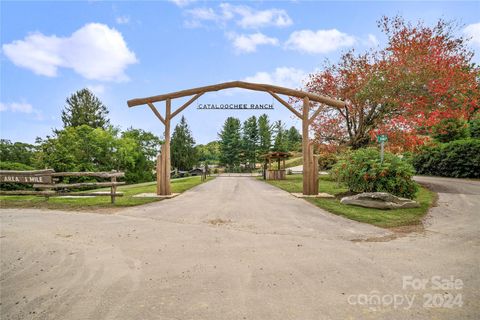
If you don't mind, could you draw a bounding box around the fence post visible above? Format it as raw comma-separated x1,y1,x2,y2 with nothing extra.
111,171,117,204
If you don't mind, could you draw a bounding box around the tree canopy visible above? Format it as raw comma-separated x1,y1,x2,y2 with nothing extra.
258,114,272,155
242,116,259,170
171,116,197,170
61,88,110,129
218,117,242,170
304,16,479,152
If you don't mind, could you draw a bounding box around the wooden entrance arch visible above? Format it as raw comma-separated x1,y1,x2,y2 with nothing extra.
127,81,345,196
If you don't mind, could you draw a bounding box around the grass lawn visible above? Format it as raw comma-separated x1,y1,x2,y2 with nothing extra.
264,175,435,228
284,157,303,168
0,176,214,211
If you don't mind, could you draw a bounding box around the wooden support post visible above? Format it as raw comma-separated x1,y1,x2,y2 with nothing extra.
164,99,172,195
313,154,319,194
156,153,162,195
302,96,318,195
302,97,310,195
111,173,117,204
155,99,172,196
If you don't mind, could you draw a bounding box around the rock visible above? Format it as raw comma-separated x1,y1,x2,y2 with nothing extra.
340,192,420,210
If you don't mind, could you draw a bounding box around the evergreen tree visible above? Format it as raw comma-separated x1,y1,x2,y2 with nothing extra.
171,116,197,170
272,120,288,152
258,114,272,155
61,88,110,129
218,117,242,170
286,126,302,151
242,116,259,170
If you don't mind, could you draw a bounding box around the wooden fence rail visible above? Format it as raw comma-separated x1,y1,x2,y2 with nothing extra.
0,170,125,203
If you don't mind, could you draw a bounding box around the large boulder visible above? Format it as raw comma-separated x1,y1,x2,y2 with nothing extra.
340,192,420,210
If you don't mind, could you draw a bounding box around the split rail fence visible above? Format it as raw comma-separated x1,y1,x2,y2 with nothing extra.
0,169,125,203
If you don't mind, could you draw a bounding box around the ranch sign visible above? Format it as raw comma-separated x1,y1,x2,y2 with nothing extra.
0,170,53,184
197,103,274,110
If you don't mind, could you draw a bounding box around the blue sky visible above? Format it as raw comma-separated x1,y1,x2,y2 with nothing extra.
1,0,479,144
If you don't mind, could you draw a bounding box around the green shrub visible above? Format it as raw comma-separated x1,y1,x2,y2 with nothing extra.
318,153,338,170
431,118,469,142
0,161,34,171
332,148,418,199
468,118,480,139
413,139,480,178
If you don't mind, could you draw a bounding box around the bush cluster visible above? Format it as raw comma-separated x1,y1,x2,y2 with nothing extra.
431,118,469,143
412,139,480,178
332,148,418,199
318,153,338,170
468,119,480,139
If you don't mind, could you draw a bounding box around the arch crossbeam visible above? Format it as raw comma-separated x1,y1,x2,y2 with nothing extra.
127,81,344,109
127,81,345,196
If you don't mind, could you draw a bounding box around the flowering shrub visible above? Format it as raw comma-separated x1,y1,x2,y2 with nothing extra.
331,148,418,199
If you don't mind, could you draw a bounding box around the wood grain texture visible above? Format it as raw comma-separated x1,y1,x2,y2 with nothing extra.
268,91,302,119
147,102,166,125
127,81,345,108
170,93,204,119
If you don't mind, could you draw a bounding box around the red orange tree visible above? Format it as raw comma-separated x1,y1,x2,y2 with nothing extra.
304,16,479,152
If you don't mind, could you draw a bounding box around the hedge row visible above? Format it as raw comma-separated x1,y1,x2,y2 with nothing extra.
412,139,480,178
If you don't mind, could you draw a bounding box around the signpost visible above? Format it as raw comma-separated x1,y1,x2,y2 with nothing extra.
377,134,388,163
0,169,53,184
0,169,125,203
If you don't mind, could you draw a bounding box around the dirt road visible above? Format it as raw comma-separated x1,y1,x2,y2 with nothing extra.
1,176,479,319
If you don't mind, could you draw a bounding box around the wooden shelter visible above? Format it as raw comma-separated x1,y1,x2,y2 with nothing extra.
261,152,291,180
127,81,345,196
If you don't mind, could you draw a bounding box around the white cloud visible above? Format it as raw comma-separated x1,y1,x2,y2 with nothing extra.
285,29,356,54
366,34,379,47
464,22,480,46
0,102,33,113
220,3,292,29
169,0,196,7
185,3,292,29
185,7,221,26
244,67,306,88
116,16,130,25
2,23,138,82
87,84,106,95
228,32,278,53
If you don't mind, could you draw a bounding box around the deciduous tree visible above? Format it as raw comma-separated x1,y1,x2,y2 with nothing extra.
0,139,36,166
304,16,479,152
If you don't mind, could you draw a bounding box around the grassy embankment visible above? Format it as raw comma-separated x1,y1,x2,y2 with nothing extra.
0,176,214,211
265,175,435,228
284,157,303,168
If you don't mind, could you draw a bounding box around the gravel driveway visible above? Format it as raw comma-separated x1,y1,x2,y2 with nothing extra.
1,176,479,319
